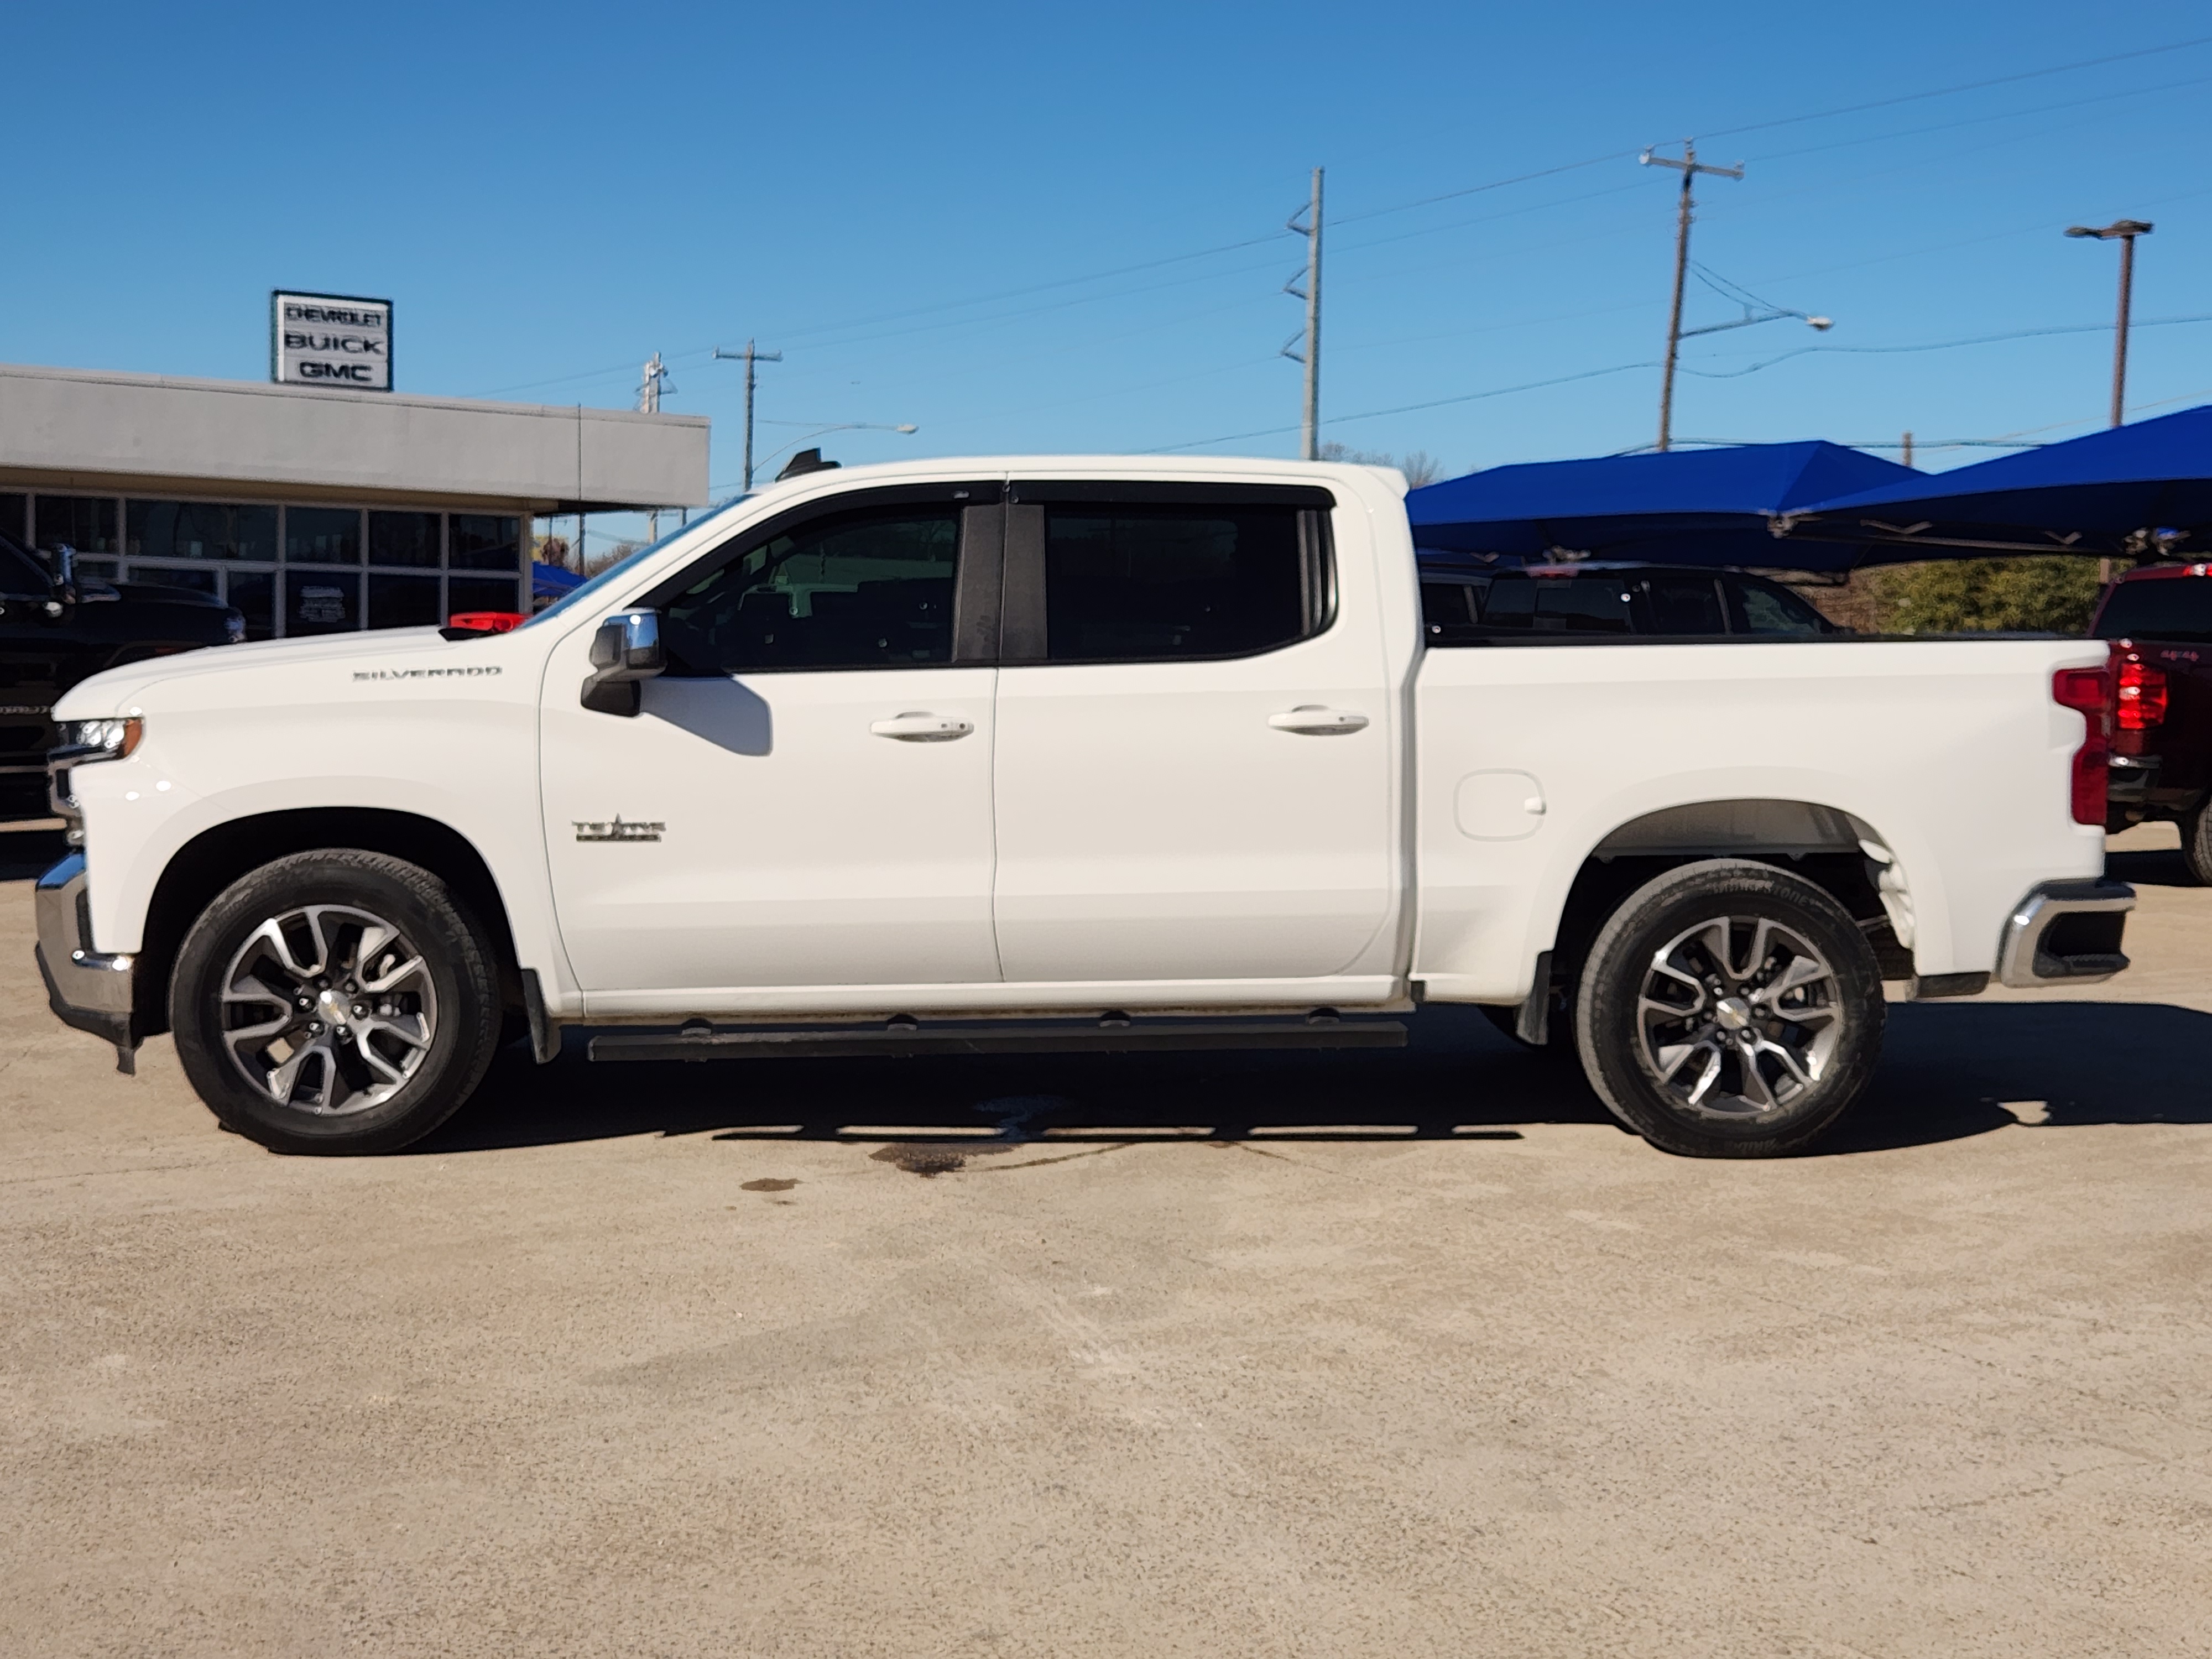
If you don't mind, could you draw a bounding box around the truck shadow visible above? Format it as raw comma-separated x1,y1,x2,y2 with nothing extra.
1828,999,2212,1152
0,824,68,881
2106,846,2195,889
419,999,2212,1158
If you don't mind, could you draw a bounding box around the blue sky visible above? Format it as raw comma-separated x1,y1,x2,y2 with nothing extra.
7,0,2210,530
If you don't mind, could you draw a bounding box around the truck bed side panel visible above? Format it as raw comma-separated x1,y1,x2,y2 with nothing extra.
1411,638,2109,1002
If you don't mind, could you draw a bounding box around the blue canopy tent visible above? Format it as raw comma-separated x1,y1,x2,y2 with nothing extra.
1781,403,2212,564
1407,441,1924,572
532,559,586,603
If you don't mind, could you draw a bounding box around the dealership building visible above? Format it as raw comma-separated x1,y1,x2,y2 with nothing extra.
0,361,709,639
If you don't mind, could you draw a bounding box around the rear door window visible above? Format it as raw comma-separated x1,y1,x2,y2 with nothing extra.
1480,573,1636,633
1421,580,1482,633
2095,575,2212,643
1733,576,1833,635
1039,502,1326,662
1641,573,1728,635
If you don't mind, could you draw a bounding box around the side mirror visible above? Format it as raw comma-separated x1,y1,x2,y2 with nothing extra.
581,609,665,717
52,543,79,607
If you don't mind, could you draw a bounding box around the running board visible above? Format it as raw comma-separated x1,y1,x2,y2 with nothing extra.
588,1014,1408,1063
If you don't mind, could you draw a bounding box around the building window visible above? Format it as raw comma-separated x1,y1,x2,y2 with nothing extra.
128,565,222,597
368,573,444,628
286,571,361,635
448,575,520,617
128,500,278,562
12,492,525,637
369,510,441,568
229,572,276,641
451,514,520,570
35,495,119,557
286,506,361,564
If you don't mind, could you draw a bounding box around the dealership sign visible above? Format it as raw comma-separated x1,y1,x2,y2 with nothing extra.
270,291,393,390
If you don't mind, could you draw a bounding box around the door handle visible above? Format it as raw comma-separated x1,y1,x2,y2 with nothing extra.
870,711,975,742
1268,705,1370,735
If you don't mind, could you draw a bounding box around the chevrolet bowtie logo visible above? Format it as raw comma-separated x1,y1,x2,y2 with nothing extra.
573,817,665,843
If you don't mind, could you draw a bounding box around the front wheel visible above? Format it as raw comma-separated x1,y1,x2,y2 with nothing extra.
169,850,503,1154
1574,859,1884,1159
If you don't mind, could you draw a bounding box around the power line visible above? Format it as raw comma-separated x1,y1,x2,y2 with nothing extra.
1698,32,2212,139
1677,312,2212,379
469,34,2212,410
1329,152,1632,227
1151,311,2212,456
1148,361,1660,452
1749,68,2212,163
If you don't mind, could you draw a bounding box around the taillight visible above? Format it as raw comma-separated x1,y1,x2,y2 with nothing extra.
2052,665,2112,826
2116,653,2167,730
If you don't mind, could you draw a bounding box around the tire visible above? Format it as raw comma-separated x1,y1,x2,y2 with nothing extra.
169,850,503,1155
2183,802,2212,887
1573,859,1884,1159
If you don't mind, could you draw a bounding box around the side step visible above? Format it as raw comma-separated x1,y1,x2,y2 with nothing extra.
588,1013,1408,1063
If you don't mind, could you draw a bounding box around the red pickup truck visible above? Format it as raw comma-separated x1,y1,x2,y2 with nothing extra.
2093,562,2212,875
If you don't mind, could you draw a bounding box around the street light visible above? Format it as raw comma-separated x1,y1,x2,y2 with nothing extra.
1678,306,1833,341
2065,219,2154,427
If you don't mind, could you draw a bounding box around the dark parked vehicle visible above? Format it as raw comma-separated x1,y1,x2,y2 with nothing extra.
2090,561,2212,877
1,531,244,818
1418,560,1844,642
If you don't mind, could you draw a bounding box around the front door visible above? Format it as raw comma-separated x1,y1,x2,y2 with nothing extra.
989,483,1399,987
540,490,1004,999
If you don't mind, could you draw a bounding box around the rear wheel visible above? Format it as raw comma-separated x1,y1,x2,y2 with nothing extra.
169,851,502,1155
1574,859,1884,1158
2183,801,2212,886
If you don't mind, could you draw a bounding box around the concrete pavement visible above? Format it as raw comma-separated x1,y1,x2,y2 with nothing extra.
3,822,2208,1657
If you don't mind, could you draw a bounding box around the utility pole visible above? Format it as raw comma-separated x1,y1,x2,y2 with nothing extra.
1901,431,1914,468
2065,220,2153,426
713,340,784,491
1640,141,1744,452
637,352,671,414
638,354,674,540
1280,168,1324,461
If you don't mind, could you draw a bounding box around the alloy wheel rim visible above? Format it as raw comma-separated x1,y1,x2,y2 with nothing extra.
1635,914,1844,1120
218,905,437,1115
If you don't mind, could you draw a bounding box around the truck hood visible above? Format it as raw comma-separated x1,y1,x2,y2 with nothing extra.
51,627,520,718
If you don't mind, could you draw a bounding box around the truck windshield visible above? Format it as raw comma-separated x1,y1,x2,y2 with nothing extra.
0,529,52,596
522,503,745,632
2094,575,2212,643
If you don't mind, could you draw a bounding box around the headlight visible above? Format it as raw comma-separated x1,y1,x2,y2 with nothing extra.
54,717,144,764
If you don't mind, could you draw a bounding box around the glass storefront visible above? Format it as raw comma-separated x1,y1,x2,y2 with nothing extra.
5,493,521,639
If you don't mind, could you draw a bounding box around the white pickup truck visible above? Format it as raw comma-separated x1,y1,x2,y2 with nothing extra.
37,457,2133,1159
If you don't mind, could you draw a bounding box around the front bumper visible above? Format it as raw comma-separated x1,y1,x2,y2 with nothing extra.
33,853,140,1073
1995,878,2135,989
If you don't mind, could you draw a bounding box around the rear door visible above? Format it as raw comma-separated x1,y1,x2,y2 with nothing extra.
988,481,1397,986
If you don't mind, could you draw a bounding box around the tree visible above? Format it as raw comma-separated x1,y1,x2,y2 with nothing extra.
1872,556,2104,634
1317,442,1447,487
